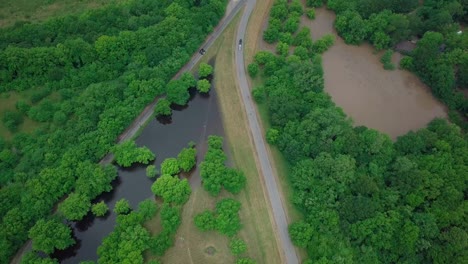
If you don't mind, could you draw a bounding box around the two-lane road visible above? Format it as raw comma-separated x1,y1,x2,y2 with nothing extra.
235,1,300,264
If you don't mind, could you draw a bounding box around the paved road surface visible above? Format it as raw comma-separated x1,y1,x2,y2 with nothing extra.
235,1,300,264
10,2,246,263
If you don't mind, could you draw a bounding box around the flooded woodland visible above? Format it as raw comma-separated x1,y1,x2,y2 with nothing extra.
305,8,447,139
260,8,447,139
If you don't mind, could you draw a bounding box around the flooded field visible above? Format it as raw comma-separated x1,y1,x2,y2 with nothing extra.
303,8,447,139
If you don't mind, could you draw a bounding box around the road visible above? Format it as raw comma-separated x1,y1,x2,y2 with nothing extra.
235,1,300,264
101,0,247,163
10,2,246,263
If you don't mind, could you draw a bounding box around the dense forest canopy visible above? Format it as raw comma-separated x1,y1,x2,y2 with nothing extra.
256,0,468,263
0,0,228,262
325,0,468,128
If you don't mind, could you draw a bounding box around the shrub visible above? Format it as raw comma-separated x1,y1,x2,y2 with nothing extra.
154,98,172,117
114,199,131,215
381,50,395,70
177,145,197,172
2,111,23,132
306,8,316,19
229,238,247,255
146,165,158,178
399,56,414,71
252,86,266,103
160,158,180,175
197,79,211,93
266,128,279,144
198,63,213,78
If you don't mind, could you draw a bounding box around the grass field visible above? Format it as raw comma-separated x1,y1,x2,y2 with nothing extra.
0,0,122,28
0,92,39,140
144,11,283,264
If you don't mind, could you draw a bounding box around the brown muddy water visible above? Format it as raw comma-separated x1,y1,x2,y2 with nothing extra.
302,8,447,139
50,86,224,263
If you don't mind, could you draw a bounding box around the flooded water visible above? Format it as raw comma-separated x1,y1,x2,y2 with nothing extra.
52,86,224,263
302,8,447,139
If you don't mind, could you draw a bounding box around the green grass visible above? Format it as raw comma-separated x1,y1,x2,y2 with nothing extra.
0,91,39,139
0,0,123,28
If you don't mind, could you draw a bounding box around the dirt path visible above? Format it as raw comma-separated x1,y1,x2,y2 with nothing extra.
235,1,299,263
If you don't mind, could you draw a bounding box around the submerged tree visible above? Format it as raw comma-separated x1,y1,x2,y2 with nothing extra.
112,140,155,167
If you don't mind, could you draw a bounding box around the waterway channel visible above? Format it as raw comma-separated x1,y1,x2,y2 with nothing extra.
52,87,224,263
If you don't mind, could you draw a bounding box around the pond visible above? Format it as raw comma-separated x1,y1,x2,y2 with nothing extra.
52,86,224,263
302,8,447,139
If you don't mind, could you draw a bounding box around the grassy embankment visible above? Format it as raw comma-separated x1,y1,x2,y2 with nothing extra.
0,0,123,138
145,11,284,264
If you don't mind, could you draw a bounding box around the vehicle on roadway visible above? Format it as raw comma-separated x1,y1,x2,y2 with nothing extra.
199,48,206,55
238,39,242,51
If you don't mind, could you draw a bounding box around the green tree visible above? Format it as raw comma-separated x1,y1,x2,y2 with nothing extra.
2,111,23,132
312,34,335,53
335,10,368,45
252,86,266,103
198,63,213,78
136,199,158,221
154,98,172,117
194,211,216,231
21,252,58,264
276,42,289,57
58,193,91,221
160,158,180,175
263,18,282,44
151,174,191,205
166,79,190,106
266,128,279,144
229,238,247,255
380,50,395,70
112,140,155,167
236,258,256,264
247,63,259,78
223,168,246,194
306,8,316,19
29,219,75,254
289,221,313,248
197,79,211,93
306,0,324,7
180,72,196,88
91,201,109,217
177,146,197,172
215,198,242,237
114,199,131,215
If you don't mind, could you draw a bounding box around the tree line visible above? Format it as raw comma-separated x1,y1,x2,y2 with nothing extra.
0,0,228,262
251,1,467,263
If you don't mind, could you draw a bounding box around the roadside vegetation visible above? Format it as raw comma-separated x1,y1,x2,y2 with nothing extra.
252,0,467,263
0,0,228,262
322,0,468,129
